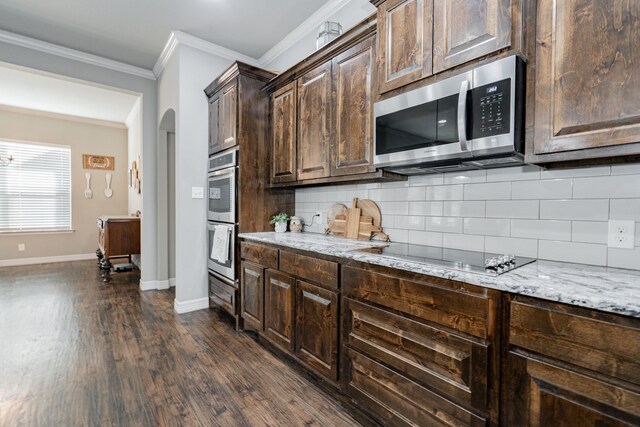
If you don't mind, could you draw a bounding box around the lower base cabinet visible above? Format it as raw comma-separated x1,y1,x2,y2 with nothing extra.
295,280,339,381
240,261,264,331
264,269,295,352
209,273,237,319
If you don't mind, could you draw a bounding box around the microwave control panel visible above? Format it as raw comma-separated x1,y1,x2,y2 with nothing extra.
471,78,511,138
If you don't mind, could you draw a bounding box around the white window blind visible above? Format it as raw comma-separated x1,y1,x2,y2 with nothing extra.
0,141,72,232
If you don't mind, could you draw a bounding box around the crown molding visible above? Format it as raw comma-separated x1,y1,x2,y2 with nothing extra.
153,30,259,77
0,104,127,128
0,29,156,80
256,0,352,68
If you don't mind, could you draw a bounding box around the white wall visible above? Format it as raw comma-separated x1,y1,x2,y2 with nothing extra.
296,164,640,271
0,39,159,285
262,0,375,72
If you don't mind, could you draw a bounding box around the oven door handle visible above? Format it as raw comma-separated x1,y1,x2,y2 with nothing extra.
457,80,470,152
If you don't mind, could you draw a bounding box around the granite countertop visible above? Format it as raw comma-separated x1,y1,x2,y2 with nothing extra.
239,232,640,318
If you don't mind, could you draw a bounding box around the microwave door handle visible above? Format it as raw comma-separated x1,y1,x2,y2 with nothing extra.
457,80,470,152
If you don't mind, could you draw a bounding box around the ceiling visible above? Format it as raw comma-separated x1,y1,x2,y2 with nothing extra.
0,64,140,124
0,0,330,70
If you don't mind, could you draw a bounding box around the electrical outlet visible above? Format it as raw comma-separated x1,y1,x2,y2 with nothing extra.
18,243,25,252
608,220,635,249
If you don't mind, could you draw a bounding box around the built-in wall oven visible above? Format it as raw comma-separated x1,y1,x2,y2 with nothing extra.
207,148,238,282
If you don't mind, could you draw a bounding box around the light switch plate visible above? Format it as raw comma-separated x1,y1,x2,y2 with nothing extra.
608,220,635,249
191,187,204,199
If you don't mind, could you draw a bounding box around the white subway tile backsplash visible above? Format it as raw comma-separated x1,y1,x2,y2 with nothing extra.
425,217,463,233
443,233,484,251
409,174,444,186
512,179,572,200
486,165,541,182
610,199,640,221
540,165,610,179
409,201,444,216
573,175,640,199
464,218,510,236
607,247,640,270
511,220,571,241
611,162,640,175
538,241,607,266
377,201,409,215
392,216,426,230
385,228,410,243
443,170,487,184
464,182,511,200
572,221,608,244
486,200,539,219
540,199,609,221
485,236,538,258
297,163,640,270
426,185,463,200
443,201,485,217
408,231,443,246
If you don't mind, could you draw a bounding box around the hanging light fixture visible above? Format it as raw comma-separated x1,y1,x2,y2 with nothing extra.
0,153,13,166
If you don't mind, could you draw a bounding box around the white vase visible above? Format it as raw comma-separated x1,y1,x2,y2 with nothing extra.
274,222,287,233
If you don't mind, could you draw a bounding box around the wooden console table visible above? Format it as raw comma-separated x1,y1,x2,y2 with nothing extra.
96,215,140,281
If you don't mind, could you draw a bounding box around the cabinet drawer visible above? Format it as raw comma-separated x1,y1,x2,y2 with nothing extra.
279,251,338,290
209,273,237,317
509,297,640,387
344,348,486,427
344,298,489,413
343,266,493,339
240,241,278,270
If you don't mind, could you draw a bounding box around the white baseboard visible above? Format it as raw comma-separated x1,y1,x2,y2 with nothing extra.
0,253,95,267
174,297,209,314
168,278,176,287
139,279,171,291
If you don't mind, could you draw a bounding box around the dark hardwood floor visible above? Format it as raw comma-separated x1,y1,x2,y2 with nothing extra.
0,261,361,427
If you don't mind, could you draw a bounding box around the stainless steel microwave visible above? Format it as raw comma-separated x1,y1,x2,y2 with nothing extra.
374,55,525,174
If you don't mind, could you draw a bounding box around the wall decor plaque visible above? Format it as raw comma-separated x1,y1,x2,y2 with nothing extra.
83,154,115,170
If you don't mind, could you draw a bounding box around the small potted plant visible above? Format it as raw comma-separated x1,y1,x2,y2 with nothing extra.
270,212,290,233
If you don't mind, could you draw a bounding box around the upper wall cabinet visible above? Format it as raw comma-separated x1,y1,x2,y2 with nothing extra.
266,18,405,187
297,62,332,181
271,82,297,184
377,0,433,94
433,0,512,73
374,0,513,94
532,0,640,159
208,94,221,155
207,79,237,155
332,35,376,176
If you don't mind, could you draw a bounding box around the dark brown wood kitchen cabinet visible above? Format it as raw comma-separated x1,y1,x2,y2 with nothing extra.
270,82,297,184
331,35,376,176
374,0,513,94
376,0,433,94
295,280,339,381
264,269,296,353
240,261,264,332
208,94,221,155
219,80,237,151
504,296,640,426
531,0,640,162
432,0,512,73
297,61,332,180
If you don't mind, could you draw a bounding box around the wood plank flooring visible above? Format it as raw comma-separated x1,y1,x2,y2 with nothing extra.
0,261,361,427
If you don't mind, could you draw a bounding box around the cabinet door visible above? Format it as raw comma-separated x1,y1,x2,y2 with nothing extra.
240,261,264,332
295,280,339,381
331,35,375,177
377,0,433,94
505,351,640,426
433,0,511,73
271,82,297,184
534,0,640,155
219,80,237,150
264,269,295,352
297,62,332,180
208,94,221,155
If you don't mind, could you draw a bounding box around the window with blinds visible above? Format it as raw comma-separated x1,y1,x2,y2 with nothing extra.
0,141,72,232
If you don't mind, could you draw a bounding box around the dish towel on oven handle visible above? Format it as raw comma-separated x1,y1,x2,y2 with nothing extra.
211,224,231,263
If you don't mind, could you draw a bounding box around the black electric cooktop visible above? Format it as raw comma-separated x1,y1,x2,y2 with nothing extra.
356,242,536,276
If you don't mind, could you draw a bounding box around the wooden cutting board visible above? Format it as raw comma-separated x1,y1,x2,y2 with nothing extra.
327,203,347,230
345,200,361,239
357,199,382,227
